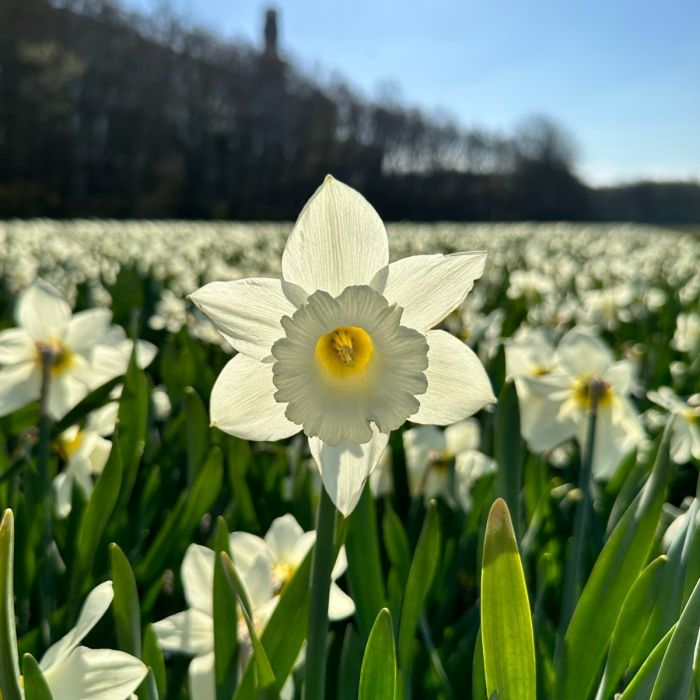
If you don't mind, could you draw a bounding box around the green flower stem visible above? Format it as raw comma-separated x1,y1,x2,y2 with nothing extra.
303,487,336,700
558,380,602,641
37,353,54,647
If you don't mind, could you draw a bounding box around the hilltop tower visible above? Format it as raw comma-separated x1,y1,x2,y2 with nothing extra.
263,9,279,60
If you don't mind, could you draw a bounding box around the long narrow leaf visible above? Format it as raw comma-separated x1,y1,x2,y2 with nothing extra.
481,498,536,700
21,654,53,700
0,510,22,700
558,424,673,700
359,608,397,700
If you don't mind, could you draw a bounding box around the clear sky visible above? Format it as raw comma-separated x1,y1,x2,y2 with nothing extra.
122,0,700,185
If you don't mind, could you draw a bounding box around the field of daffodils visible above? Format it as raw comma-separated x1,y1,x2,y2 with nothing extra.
0,179,698,700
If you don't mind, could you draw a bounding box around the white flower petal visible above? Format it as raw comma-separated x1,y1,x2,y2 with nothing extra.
47,372,90,420
410,331,495,425
0,328,35,364
188,651,216,700
282,176,389,296
264,514,304,563
40,581,113,671
331,546,348,580
328,583,355,621
53,472,75,519
229,532,271,572
182,545,215,616
445,418,481,453
152,609,213,656
16,279,71,342
189,279,301,361
242,554,276,611
309,427,389,516
0,361,41,417
371,252,486,332
43,647,147,700
64,309,113,354
87,437,112,476
403,425,445,495
210,355,300,442
556,329,613,377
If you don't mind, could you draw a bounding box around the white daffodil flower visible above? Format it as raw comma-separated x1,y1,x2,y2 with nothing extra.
648,387,700,464
53,402,118,518
522,328,645,479
403,419,495,510
0,279,156,419
672,312,700,356
190,176,495,515
229,514,355,621
505,328,566,452
37,581,147,700
153,544,290,700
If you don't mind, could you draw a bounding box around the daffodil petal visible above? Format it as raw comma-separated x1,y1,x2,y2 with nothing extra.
40,581,113,670
0,361,40,418
47,372,90,420
189,278,301,361
64,308,113,354
264,514,304,562
328,583,355,621
555,328,613,377
371,252,486,332
16,279,71,342
309,427,389,517
210,354,300,442
445,418,481,453
0,327,35,364
152,609,213,656
410,330,495,425
43,647,147,700
188,651,216,700
229,532,270,571
182,545,215,617
282,176,389,296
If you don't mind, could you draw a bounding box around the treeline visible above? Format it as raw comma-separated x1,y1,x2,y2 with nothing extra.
1,0,698,222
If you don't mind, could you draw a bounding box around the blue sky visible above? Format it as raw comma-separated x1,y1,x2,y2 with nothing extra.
122,0,700,185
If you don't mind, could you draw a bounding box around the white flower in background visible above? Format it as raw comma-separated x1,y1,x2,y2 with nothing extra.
403,419,495,510
522,328,645,479
672,312,700,356
151,385,172,421
53,402,118,518
505,328,565,452
153,544,290,700
230,514,354,621
506,269,555,302
577,285,634,331
148,289,188,333
648,387,700,464
0,279,155,419
190,176,495,515
369,445,393,498
37,581,147,699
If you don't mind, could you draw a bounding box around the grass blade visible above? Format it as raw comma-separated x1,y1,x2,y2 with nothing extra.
21,654,53,700
0,510,22,700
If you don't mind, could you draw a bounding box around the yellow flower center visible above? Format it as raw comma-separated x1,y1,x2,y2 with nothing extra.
682,408,698,425
531,365,551,377
58,430,85,459
572,375,612,410
35,339,75,376
272,561,296,593
427,450,454,474
315,326,374,379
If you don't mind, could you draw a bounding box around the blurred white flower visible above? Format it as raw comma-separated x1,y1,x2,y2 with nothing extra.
38,581,147,700
230,513,354,621
672,312,700,356
403,419,495,510
0,279,155,419
151,385,172,421
369,445,393,498
148,289,188,333
153,544,288,700
522,328,645,478
648,387,700,464
505,328,564,452
53,402,118,518
190,176,494,515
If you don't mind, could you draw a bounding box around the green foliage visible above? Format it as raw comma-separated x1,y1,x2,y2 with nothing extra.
21,654,53,700
359,609,397,700
480,499,536,700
